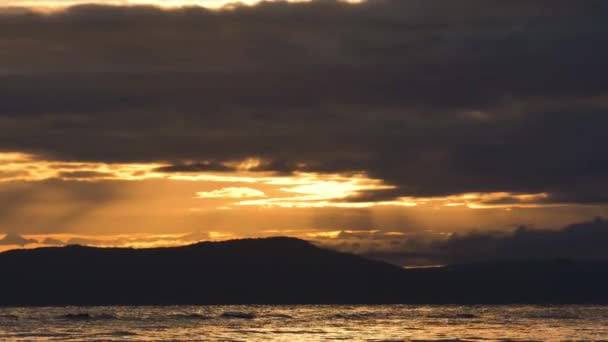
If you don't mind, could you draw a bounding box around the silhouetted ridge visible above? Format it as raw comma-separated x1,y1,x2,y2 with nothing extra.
0,237,403,306
2,237,608,305
188,236,314,249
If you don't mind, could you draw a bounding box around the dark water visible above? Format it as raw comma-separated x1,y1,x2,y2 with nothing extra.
1,305,607,341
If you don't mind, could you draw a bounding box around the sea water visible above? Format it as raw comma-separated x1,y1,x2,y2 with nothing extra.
1,305,607,341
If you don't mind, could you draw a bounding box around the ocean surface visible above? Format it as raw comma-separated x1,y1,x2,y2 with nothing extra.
0,305,607,341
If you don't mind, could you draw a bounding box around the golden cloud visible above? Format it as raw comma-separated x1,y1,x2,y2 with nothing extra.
196,187,266,199
2,0,363,11
0,152,164,182
0,152,557,210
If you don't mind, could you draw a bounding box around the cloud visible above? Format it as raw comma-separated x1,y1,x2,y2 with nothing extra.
41,237,66,246
1,0,283,9
0,233,37,246
315,218,608,266
196,187,266,199
0,153,164,183
62,231,226,248
57,171,115,179
438,218,608,264
155,161,235,173
0,0,607,206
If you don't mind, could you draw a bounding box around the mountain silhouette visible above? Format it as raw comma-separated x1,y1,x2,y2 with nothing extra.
1,237,608,305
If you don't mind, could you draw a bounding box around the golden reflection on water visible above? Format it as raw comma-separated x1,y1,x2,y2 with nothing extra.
0,305,607,341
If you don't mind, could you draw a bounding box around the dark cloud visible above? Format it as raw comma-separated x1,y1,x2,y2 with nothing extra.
1,1,608,203
0,233,37,246
318,218,608,266
65,231,210,247
41,237,66,246
438,218,608,264
154,162,235,173
65,237,104,246
57,171,114,179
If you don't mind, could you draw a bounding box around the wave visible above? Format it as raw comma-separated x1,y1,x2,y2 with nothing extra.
263,313,294,319
220,311,256,319
525,313,581,320
86,330,139,339
329,312,382,320
427,313,478,319
168,313,213,320
108,330,138,337
410,339,469,342
268,329,327,334
7,332,73,338
0,314,19,320
60,313,118,320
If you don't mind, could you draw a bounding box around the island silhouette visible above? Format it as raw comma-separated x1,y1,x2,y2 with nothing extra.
1,237,607,306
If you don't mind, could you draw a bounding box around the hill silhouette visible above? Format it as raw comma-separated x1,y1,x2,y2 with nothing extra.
1,237,608,305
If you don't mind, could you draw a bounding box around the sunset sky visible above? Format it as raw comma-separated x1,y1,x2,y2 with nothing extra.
3,0,363,7
1,0,608,265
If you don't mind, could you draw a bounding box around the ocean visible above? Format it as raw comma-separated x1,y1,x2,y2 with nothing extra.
1,305,607,341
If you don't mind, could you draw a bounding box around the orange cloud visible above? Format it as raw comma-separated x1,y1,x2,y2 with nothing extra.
0,152,560,211
2,0,363,11
0,152,164,182
196,187,266,199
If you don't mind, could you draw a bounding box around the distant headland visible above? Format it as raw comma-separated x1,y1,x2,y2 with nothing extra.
1,237,607,306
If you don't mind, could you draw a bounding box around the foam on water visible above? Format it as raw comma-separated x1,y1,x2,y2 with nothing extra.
0,305,607,341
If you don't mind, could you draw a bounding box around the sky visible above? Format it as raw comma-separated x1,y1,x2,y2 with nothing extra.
1,0,361,9
1,0,608,265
